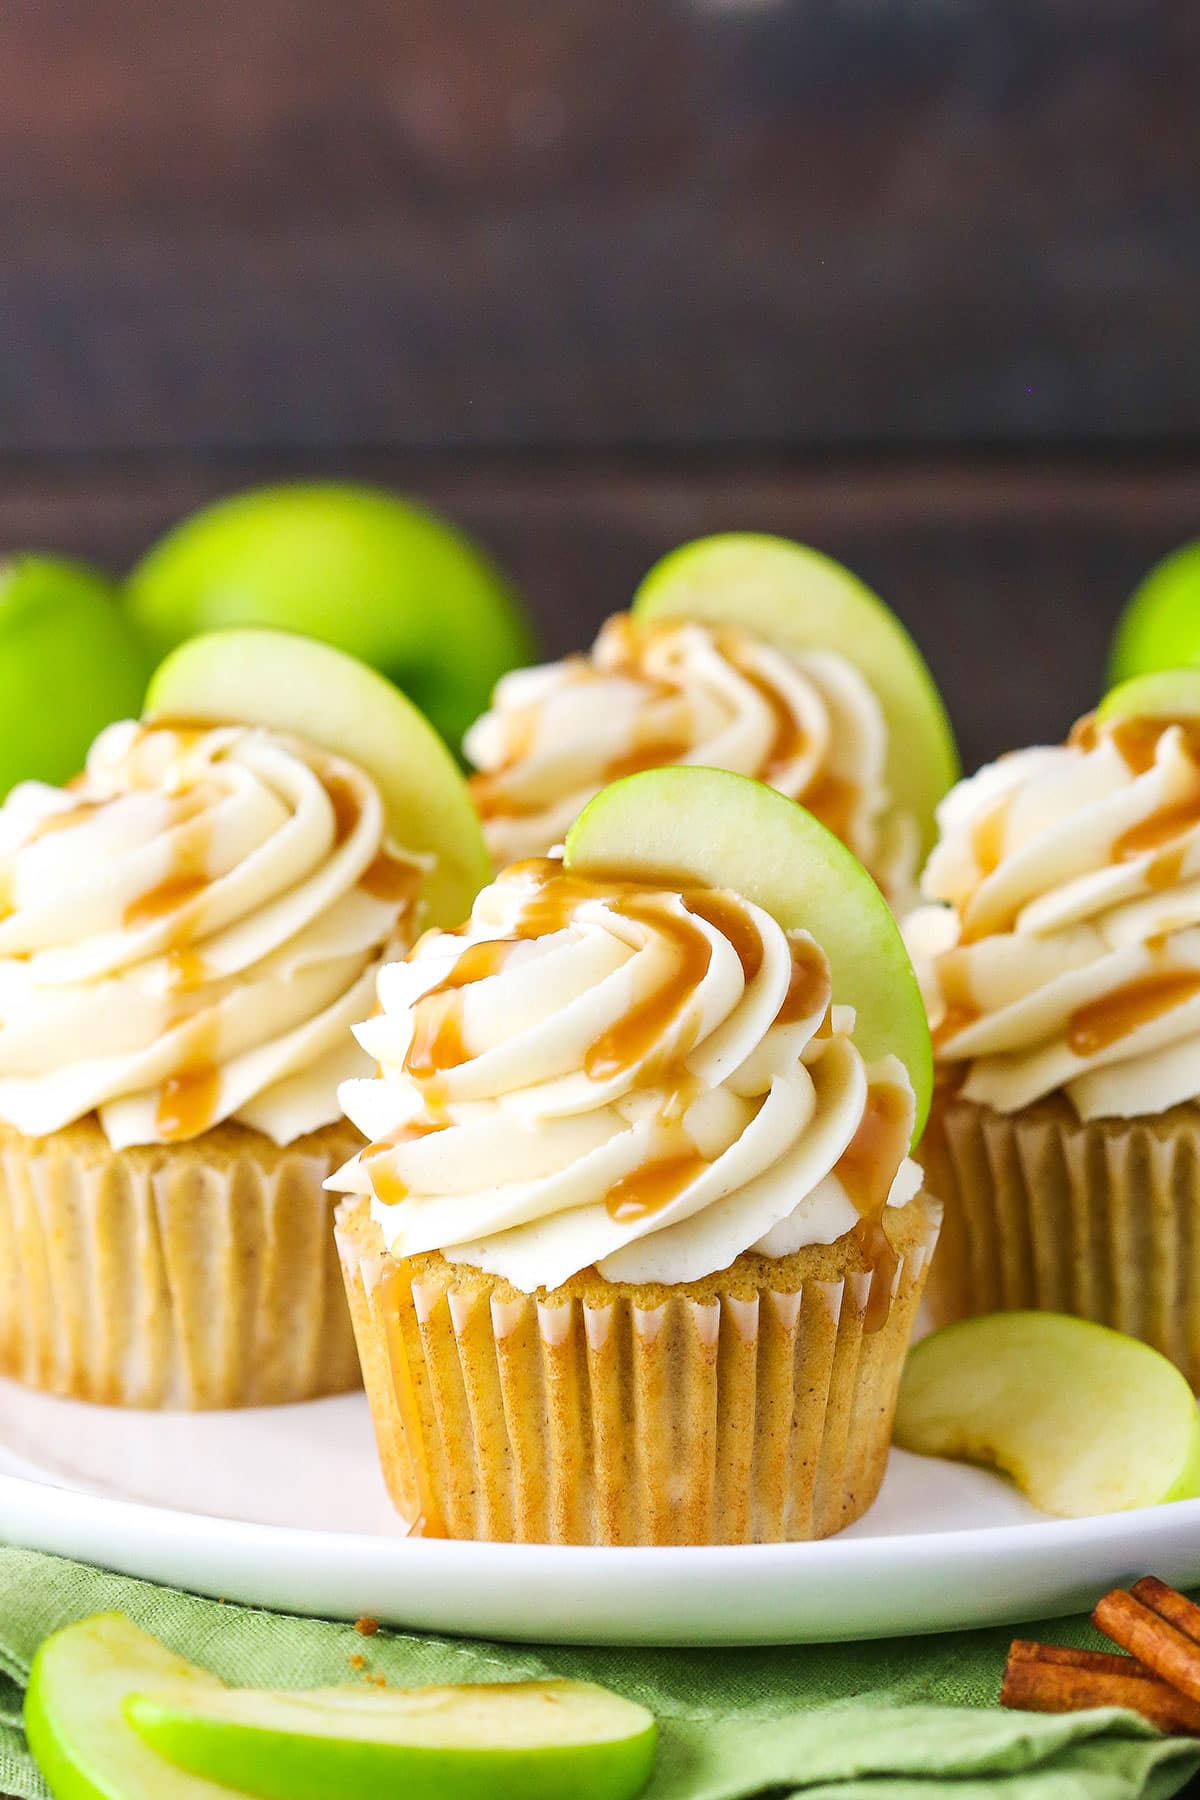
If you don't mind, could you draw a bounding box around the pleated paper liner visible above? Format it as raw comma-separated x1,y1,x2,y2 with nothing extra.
0,1116,364,1409
921,1092,1200,1391
336,1190,942,1545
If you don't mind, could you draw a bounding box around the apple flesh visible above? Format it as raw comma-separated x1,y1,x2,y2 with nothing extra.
127,1681,657,1800
894,1313,1200,1517
0,555,151,797
1108,539,1200,688
564,765,933,1137
24,1612,239,1799
145,627,491,928
127,483,536,751
1097,667,1200,727
632,532,959,857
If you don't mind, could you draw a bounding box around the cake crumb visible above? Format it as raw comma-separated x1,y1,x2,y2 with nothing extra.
355,1616,380,1637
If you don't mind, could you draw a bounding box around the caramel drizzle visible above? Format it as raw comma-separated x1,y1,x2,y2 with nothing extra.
835,1081,911,1333
603,1151,709,1223
1067,969,1200,1058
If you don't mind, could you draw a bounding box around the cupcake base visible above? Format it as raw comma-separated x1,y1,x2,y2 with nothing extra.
336,1192,941,1545
922,1092,1200,1390
0,1116,364,1409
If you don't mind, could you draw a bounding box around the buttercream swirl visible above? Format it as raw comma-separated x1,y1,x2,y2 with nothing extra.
465,614,919,905
331,857,922,1293
0,719,425,1148
905,711,1200,1118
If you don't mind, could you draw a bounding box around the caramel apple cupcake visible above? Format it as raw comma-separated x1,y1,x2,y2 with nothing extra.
465,533,958,912
0,629,489,1408
333,767,940,1544
907,670,1200,1389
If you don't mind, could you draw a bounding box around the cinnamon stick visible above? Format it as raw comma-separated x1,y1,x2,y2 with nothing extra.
1001,1641,1200,1735
1094,1588,1200,1704
1131,1577,1200,1645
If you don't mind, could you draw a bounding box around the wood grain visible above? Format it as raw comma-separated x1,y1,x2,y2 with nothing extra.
2,452,1197,768
0,1,1196,453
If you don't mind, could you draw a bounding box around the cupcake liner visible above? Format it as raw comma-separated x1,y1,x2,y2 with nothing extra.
922,1093,1200,1389
0,1116,363,1409
336,1193,941,1545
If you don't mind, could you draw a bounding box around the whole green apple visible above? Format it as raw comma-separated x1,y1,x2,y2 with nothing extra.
0,555,152,796
1108,539,1200,687
126,485,536,751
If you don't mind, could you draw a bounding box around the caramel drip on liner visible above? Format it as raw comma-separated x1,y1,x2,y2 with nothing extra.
835,1082,910,1334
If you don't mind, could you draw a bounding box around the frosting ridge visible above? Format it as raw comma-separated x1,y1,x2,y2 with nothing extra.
332,856,922,1293
465,614,918,903
906,711,1200,1118
0,719,424,1147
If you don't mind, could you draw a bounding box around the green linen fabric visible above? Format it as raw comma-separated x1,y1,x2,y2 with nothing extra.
0,1546,1197,1800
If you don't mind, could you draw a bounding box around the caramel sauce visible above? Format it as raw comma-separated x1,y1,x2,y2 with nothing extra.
601,723,695,785
933,1003,980,1051
584,897,711,1083
801,771,859,843
971,793,1012,879
835,1082,910,1333
1067,969,1200,1057
1113,801,1200,882
776,935,831,1025
29,800,105,839
719,634,808,773
155,1064,220,1141
321,771,363,845
361,852,422,906
681,889,764,984
603,1151,708,1223
402,940,520,1079
165,945,209,991
123,873,208,931
1068,712,1099,752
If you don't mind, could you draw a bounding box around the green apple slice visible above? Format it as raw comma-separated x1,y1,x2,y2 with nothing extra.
145,627,491,927
127,483,536,751
564,765,933,1137
1109,540,1200,688
894,1313,1200,1517
127,1680,656,1800
1097,668,1200,726
0,555,152,797
24,1612,241,1799
632,532,959,856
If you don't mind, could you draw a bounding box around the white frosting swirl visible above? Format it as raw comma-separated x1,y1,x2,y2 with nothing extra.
465,615,919,906
332,857,921,1293
906,712,1200,1119
0,720,425,1147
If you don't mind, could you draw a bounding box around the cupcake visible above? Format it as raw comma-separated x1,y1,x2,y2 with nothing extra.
0,628,490,1408
906,670,1200,1389
333,766,941,1543
465,532,957,912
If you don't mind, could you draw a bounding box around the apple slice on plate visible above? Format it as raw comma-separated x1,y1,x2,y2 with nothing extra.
127,483,536,751
145,627,491,928
0,555,151,797
632,531,959,857
564,764,933,1137
895,1313,1200,1517
23,1611,656,1800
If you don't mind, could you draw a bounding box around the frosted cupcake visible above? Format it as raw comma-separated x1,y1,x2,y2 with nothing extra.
466,532,957,912
0,629,489,1408
907,670,1200,1389
333,766,941,1544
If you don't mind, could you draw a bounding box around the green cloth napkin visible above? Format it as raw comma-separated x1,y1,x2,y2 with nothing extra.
0,1547,1197,1800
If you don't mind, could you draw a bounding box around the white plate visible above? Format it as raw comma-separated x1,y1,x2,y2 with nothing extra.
0,1376,1195,1647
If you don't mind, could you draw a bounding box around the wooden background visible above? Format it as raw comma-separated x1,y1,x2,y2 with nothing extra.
1,0,1198,771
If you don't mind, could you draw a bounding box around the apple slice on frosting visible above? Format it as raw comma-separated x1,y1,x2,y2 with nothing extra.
145,626,492,929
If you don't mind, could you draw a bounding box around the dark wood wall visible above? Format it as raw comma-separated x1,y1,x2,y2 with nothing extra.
0,0,1197,764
